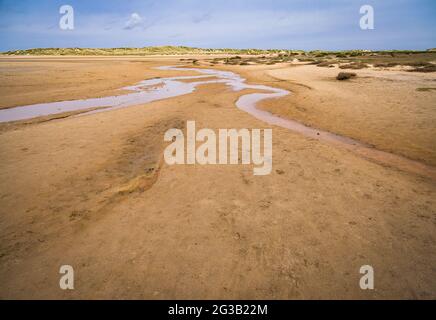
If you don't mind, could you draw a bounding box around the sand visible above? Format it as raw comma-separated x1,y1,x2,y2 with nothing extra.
0,56,435,299
216,63,436,166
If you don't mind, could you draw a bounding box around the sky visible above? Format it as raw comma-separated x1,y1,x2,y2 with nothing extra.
0,0,435,51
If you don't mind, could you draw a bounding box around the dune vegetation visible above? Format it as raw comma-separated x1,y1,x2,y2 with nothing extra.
204,50,436,72
2,46,435,58
1,46,300,56
3,46,435,72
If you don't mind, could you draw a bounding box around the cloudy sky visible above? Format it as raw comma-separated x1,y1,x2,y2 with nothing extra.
0,0,435,51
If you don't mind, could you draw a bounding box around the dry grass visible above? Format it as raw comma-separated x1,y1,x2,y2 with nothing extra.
339,62,369,69
316,61,335,68
408,64,436,73
1,46,303,56
200,50,436,72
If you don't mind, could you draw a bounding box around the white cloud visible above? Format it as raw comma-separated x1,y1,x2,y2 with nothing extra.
124,13,143,30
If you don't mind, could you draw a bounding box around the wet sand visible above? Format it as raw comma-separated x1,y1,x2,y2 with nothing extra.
3,64,434,179
216,63,436,167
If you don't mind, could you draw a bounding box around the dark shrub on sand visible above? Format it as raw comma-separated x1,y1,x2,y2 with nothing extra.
374,62,399,68
317,61,335,68
337,72,356,80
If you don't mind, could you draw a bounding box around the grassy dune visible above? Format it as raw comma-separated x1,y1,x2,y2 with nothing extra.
2,47,435,71
0,46,299,56
2,46,435,57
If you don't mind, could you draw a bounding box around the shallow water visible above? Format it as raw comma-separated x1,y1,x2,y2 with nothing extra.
0,74,208,122
0,65,435,179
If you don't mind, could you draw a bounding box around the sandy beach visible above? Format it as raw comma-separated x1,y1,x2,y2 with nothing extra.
0,56,435,299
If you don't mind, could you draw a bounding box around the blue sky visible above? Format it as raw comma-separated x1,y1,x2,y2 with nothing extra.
0,0,435,51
